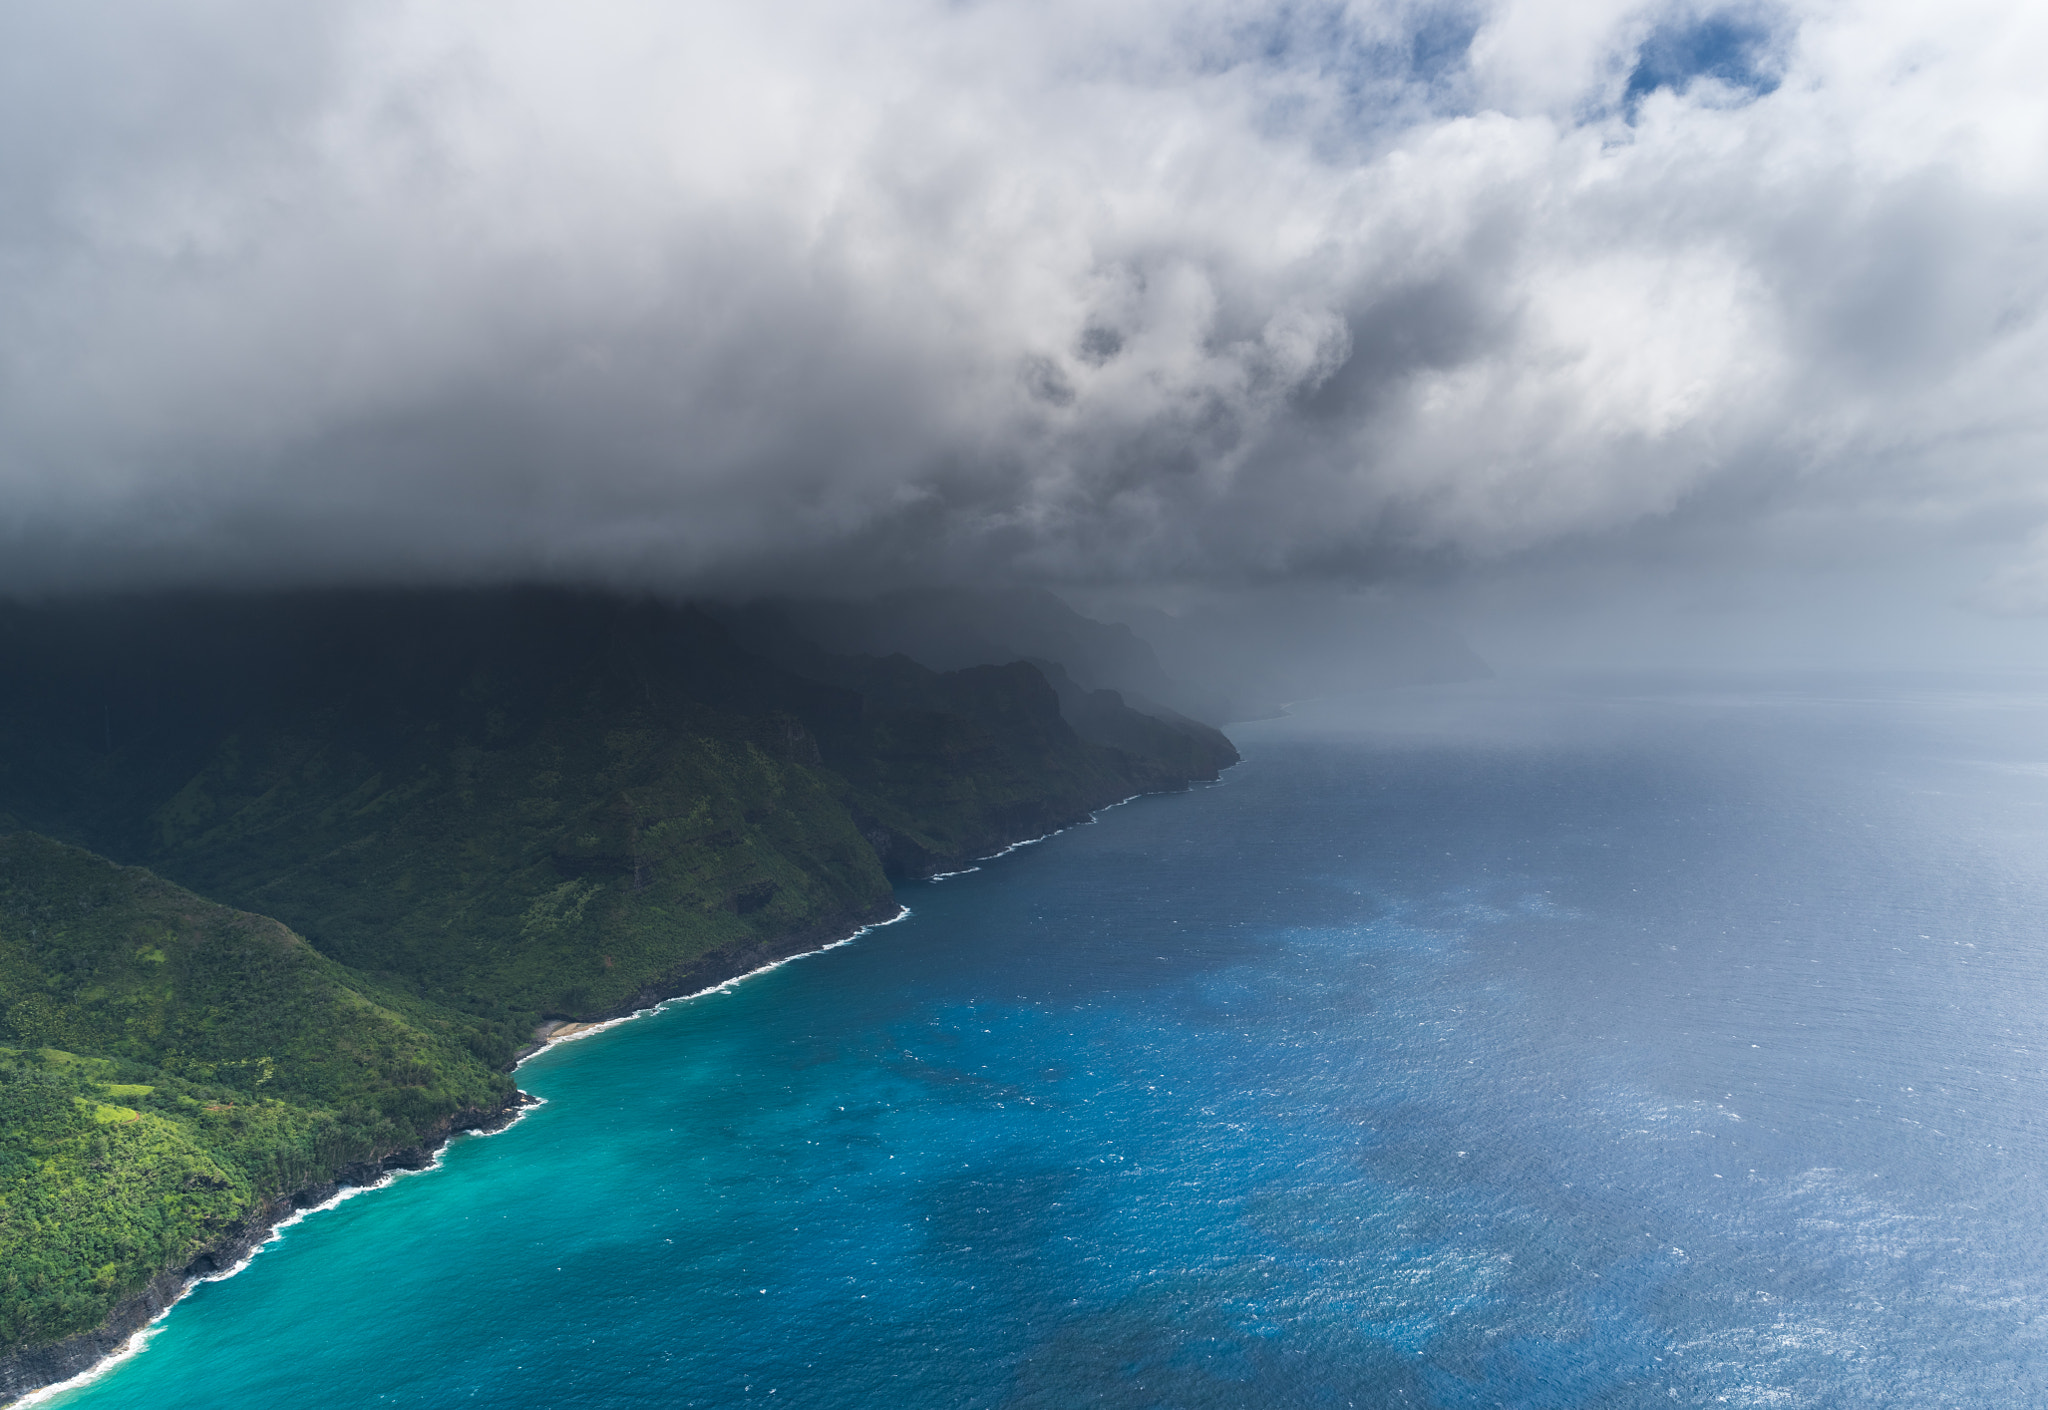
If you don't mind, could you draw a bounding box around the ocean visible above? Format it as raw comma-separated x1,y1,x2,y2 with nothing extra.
37,675,2048,1408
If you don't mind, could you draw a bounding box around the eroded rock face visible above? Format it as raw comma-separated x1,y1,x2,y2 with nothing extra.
0,1271,186,1405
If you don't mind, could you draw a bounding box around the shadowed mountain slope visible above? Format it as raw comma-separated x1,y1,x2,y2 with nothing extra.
0,591,1234,1049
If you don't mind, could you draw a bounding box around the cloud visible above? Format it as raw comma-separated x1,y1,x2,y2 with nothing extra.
1,0,2044,600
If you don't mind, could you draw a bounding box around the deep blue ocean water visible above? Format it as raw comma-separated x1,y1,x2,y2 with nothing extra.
38,676,2048,1408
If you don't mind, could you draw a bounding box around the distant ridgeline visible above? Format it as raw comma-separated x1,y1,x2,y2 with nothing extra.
0,589,1236,1387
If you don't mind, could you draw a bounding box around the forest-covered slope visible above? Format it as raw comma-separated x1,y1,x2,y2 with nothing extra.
0,832,514,1358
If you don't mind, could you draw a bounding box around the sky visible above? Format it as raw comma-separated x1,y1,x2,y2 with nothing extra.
3,0,2046,668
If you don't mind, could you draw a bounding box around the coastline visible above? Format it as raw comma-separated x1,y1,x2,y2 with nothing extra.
0,779,1221,1407
503,787,1192,1068
515,903,915,1068
0,904,914,1410
0,1094,534,1409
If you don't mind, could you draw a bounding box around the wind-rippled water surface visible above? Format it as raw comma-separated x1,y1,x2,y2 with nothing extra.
46,676,2048,1408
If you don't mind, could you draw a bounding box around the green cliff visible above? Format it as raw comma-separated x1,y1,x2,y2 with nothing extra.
0,588,1235,1378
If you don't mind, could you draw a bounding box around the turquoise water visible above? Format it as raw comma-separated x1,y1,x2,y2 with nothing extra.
42,677,2048,1407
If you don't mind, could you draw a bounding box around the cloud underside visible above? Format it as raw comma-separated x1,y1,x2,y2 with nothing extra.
2,0,2045,598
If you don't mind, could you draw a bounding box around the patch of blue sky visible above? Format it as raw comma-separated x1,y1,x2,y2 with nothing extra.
1191,2,1485,158
1624,6,1788,112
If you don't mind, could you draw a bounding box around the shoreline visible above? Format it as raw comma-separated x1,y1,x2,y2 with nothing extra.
1,778,1224,1407
511,779,1229,1067
514,904,915,1068
1,1094,535,1409
0,904,915,1410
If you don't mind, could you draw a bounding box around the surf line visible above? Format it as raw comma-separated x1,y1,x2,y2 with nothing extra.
515,904,917,1065
928,777,1228,883
12,1137,492,1409
924,798,1135,879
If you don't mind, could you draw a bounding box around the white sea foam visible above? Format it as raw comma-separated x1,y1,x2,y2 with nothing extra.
975,830,1063,860
14,1321,166,1407
969,791,1149,865
514,905,914,1067
940,780,1227,875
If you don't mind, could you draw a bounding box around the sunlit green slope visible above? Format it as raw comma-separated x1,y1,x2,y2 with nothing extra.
0,832,513,1352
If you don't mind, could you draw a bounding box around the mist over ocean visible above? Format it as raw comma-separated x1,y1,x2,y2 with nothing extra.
42,675,2048,1409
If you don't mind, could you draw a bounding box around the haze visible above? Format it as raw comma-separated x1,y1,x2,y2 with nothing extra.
4,0,2045,671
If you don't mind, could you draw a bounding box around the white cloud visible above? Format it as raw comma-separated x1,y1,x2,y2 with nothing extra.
0,0,2044,599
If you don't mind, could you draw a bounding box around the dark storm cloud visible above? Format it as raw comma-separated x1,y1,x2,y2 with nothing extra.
1,0,2044,604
